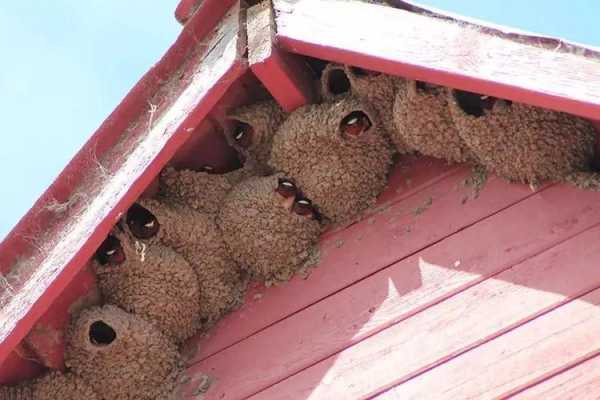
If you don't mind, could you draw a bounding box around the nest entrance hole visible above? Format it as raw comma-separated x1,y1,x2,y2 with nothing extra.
327,69,351,96
89,321,117,347
453,89,511,117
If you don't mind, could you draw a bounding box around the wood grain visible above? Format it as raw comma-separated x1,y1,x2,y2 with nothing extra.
0,3,246,367
510,355,600,400
247,1,317,111
272,0,600,120
186,184,600,400
252,225,600,400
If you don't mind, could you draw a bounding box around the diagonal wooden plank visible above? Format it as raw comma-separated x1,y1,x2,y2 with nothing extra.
251,225,600,400
187,163,534,362
376,283,600,400
247,1,317,111
509,355,600,400
185,185,600,400
0,3,247,367
272,0,600,120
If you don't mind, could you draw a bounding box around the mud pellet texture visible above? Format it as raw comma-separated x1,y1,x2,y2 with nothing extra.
159,166,254,217
132,199,248,324
270,96,394,223
448,90,598,185
93,231,201,343
65,305,182,400
393,81,475,164
322,63,410,153
218,175,322,281
30,372,99,400
226,100,286,173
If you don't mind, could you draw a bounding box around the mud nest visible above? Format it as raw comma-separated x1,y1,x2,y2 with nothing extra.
321,63,410,153
270,95,394,223
65,305,182,400
127,199,248,325
159,166,254,217
93,230,201,343
225,100,286,173
0,372,99,400
393,81,475,164
448,89,599,187
218,175,322,282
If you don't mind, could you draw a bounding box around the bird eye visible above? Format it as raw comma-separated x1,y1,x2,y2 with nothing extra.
232,122,254,149
95,235,126,266
201,165,214,173
126,203,160,239
275,179,297,199
340,111,372,138
292,198,318,220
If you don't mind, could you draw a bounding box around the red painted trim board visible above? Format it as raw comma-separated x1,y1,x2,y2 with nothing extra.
272,0,600,120
186,184,600,399
510,354,600,400
0,3,247,368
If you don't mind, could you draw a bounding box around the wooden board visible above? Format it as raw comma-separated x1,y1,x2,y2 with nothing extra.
511,355,600,400
187,163,535,362
0,3,247,367
185,185,600,399
376,285,600,400
247,1,317,111
272,0,600,120
249,224,600,400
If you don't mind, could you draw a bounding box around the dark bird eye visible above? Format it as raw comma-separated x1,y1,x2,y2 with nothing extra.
95,235,126,265
275,179,297,199
126,203,160,239
340,111,372,138
292,198,318,220
233,122,254,149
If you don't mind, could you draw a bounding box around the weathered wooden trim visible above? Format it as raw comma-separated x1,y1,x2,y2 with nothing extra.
176,0,237,26
272,0,600,120
0,2,247,367
247,1,316,112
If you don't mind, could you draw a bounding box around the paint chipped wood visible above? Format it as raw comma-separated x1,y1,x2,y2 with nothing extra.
247,0,317,111
272,0,600,120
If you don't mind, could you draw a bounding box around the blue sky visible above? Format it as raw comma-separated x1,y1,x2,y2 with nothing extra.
0,0,599,241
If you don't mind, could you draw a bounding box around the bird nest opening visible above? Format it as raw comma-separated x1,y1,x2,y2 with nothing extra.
88,321,116,347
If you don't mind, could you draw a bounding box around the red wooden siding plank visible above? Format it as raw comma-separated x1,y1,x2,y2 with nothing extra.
0,3,247,368
251,224,600,400
376,282,600,399
247,1,317,112
510,354,600,400
272,0,600,120
185,184,600,399
188,162,534,362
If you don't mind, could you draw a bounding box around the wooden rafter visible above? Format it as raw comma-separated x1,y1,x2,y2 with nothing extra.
272,0,600,120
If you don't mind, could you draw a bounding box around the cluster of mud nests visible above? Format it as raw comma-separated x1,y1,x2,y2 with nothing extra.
3,62,598,399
